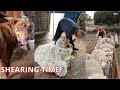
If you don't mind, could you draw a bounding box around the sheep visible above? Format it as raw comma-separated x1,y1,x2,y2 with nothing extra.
95,43,114,51
90,50,108,68
96,36,115,47
86,35,115,79
102,48,112,52
88,73,107,79
55,33,67,48
105,37,114,46
103,61,111,77
86,57,105,78
34,33,74,77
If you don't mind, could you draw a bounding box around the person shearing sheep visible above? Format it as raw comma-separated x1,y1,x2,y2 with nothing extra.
53,18,85,50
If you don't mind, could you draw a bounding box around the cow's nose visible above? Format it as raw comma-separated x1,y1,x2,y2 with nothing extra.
24,35,29,40
26,37,29,40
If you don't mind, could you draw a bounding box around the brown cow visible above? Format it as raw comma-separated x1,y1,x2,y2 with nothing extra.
0,17,32,79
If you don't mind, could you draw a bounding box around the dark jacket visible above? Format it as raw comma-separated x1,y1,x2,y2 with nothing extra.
59,18,80,39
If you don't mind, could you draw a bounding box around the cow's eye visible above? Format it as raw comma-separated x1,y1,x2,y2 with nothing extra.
30,25,32,28
24,24,26,27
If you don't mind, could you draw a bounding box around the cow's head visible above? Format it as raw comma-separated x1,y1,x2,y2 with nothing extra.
5,17,33,46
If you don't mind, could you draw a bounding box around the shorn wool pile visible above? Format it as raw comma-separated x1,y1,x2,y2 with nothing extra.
86,35,115,79
34,33,74,77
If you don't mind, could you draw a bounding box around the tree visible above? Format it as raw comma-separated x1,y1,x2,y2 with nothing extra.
86,14,92,21
94,11,120,25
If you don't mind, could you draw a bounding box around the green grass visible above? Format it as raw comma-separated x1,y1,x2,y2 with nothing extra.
116,48,120,65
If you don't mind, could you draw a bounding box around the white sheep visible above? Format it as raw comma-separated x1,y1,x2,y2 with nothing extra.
34,34,73,77
88,73,107,79
55,33,67,48
86,36,115,79
86,58,104,77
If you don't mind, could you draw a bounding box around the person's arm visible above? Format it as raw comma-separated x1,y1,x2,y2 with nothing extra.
64,36,73,47
103,29,106,36
96,30,99,37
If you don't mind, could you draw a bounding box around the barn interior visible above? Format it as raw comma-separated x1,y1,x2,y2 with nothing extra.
34,11,87,79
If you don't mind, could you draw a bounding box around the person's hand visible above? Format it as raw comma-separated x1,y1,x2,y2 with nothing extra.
69,44,73,48
66,44,73,48
95,35,98,37
64,38,69,45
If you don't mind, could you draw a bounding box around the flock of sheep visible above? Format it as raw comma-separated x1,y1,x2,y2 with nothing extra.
86,35,115,79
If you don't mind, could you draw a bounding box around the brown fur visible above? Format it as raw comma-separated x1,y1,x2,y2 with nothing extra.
0,22,18,67
0,18,32,79
8,48,34,79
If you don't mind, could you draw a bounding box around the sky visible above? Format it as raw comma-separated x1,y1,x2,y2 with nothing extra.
86,11,95,19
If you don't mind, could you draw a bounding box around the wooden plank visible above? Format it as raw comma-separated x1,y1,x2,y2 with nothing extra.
114,48,120,79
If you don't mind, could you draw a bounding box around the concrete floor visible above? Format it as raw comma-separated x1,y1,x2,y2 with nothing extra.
35,32,53,49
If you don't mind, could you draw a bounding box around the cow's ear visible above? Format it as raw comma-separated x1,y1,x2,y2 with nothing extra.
4,17,20,24
4,17,20,21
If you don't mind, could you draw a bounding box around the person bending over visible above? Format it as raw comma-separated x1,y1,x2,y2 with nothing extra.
53,18,85,50
96,27,106,38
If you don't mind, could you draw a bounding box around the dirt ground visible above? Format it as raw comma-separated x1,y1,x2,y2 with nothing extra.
8,40,34,79
86,33,96,53
34,33,86,79
35,32,53,49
